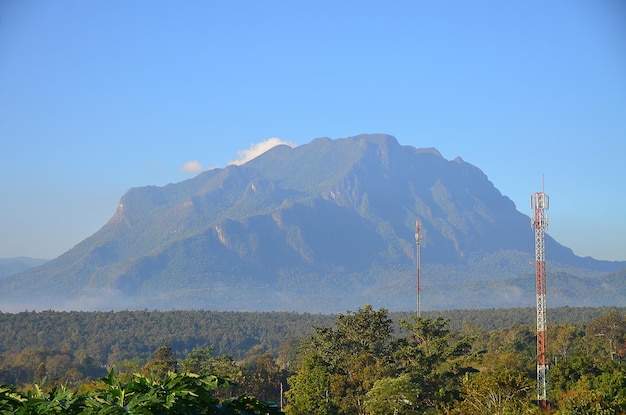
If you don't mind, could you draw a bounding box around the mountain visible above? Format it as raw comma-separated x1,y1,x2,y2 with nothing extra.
0,257,48,278
2,134,625,312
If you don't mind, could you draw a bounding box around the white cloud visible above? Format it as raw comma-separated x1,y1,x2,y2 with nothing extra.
180,160,205,173
229,137,296,166
179,138,296,174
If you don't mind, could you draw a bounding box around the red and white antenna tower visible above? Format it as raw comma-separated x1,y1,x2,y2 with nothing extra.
415,218,422,318
531,179,549,407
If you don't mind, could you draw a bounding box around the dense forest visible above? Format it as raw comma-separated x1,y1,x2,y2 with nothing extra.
1,307,622,364
0,306,624,413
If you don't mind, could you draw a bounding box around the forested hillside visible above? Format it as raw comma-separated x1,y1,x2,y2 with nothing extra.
1,307,622,362
0,307,623,385
0,306,625,414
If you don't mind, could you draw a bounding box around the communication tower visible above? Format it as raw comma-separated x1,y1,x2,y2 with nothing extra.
531,182,549,407
415,218,422,318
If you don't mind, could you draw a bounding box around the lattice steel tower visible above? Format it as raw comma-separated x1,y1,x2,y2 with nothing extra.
415,218,422,318
531,183,549,407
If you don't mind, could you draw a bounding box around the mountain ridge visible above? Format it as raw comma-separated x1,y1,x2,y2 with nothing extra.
2,134,624,312
0,257,49,278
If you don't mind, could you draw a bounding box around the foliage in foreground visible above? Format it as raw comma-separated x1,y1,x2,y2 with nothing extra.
284,306,626,415
0,370,282,415
1,306,625,414
284,305,482,414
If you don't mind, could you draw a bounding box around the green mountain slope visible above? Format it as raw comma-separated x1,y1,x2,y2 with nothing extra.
2,134,624,312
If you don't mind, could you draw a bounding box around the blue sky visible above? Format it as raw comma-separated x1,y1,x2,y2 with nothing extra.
1,1,625,261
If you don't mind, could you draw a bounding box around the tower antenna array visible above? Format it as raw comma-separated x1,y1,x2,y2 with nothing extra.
415,218,422,318
531,180,549,407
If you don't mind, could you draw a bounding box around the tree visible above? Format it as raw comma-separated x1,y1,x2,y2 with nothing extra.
285,354,334,415
180,346,243,399
180,346,215,374
453,357,538,415
241,351,283,402
365,374,419,415
313,305,393,371
142,342,177,380
395,316,477,413
286,305,395,415
586,310,626,361
551,324,579,364
554,362,626,415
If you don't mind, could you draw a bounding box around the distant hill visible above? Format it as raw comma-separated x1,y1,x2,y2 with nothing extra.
0,257,48,278
2,134,624,312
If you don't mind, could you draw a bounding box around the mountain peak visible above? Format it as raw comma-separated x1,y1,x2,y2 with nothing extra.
2,135,624,313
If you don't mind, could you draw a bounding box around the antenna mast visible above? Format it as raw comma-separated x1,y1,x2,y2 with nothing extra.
415,218,422,318
531,180,549,407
